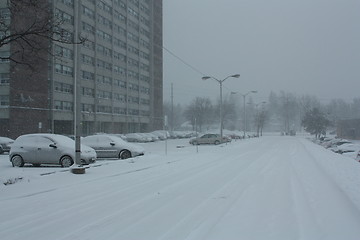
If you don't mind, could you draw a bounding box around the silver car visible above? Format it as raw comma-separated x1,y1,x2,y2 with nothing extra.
9,134,96,167
189,134,229,145
0,136,14,154
82,135,145,159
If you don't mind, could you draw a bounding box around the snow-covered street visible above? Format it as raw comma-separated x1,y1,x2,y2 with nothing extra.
1,136,360,240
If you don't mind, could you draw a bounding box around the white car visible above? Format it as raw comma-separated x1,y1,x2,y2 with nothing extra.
9,134,96,167
82,135,145,159
125,133,147,142
150,130,169,140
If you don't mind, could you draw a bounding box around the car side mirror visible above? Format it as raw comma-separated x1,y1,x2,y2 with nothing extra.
49,143,57,148
110,142,115,146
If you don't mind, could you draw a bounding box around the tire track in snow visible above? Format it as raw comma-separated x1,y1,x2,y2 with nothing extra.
0,142,256,240
155,143,283,240
52,141,271,240
289,138,360,239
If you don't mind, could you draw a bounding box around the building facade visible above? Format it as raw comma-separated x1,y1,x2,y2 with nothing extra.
0,0,163,139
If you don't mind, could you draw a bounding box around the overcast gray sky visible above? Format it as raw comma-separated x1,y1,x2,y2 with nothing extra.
163,0,360,105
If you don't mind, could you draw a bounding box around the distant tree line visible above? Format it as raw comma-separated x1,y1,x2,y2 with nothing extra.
164,91,360,138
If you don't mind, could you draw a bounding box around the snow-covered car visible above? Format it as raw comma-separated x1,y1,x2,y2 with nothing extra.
150,130,169,140
82,135,144,159
331,143,360,154
144,133,159,141
136,133,156,142
0,136,14,154
9,134,96,167
125,133,147,142
189,134,229,145
327,140,352,152
325,139,351,149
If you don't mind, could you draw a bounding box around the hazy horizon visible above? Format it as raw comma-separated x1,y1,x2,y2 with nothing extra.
163,0,360,106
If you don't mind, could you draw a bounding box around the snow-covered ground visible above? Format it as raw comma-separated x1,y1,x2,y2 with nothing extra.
1,136,360,240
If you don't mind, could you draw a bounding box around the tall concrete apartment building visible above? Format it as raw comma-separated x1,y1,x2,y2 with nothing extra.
0,0,163,139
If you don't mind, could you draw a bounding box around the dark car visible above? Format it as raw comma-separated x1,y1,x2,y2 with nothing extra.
0,137,14,154
189,134,229,145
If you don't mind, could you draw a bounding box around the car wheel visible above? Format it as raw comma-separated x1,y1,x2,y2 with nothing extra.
119,150,131,159
11,155,24,167
214,140,220,145
0,147,3,154
60,155,74,168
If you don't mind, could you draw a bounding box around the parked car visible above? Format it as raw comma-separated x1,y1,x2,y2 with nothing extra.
9,134,96,167
0,137,14,154
331,143,360,154
125,133,147,142
324,139,351,149
150,130,169,140
82,135,145,159
189,134,229,145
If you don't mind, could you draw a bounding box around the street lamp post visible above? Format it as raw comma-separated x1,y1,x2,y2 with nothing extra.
202,74,240,138
231,91,257,138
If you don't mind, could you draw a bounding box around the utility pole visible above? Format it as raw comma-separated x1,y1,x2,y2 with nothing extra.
71,0,85,174
171,83,174,131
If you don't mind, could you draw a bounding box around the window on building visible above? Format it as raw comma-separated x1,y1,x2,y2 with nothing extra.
55,64,73,76
114,79,127,88
81,70,95,80
55,9,74,25
82,87,95,97
114,10,126,23
113,66,126,76
82,103,95,112
82,5,95,19
0,95,9,106
0,73,10,85
0,51,10,63
81,54,95,65
0,8,10,19
114,0,127,10
54,82,73,94
83,40,95,50
97,90,112,100
54,100,73,111
97,1,112,14
96,75,112,85
82,22,95,35
55,45,73,59
59,0,74,8
97,105,112,113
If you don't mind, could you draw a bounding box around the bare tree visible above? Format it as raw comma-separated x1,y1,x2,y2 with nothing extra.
215,96,237,130
184,97,213,132
279,91,299,134
0,0,84,71
255,108,267,137
163,101,184,130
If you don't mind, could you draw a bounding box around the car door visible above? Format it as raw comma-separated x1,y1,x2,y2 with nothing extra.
101,136,119,158
19,136,38,163
91,136,112,158
199,134,209,144
209,134,217,144
35,136,61,165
